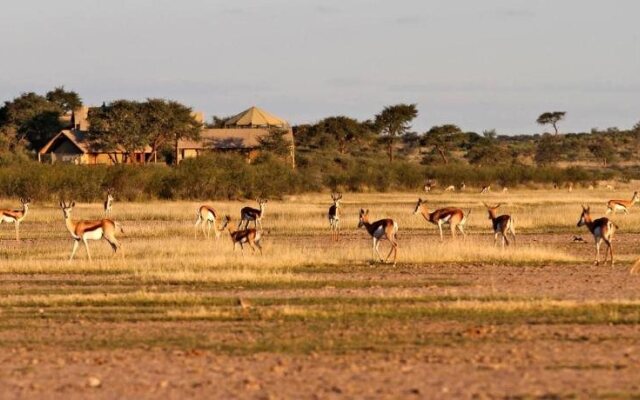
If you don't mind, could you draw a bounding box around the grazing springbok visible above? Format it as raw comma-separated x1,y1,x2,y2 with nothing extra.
221,215,262,254
60,200,123,261
328,193,342,241
194,205,221,239
483,203,516,247
238,198,267,230
0,197,31,241
444,185,455,192
357,209,398,266
606,191,639,215
480,185,491,194
577,205,617,266
103,188,115,216
413,198,468,240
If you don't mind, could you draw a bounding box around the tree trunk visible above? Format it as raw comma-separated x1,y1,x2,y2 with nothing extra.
552,122,558,135
174,138,180,165
387,139,394,162
436,146,448,164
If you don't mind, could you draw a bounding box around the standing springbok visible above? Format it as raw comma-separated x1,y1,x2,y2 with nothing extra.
606,191,639,214
483,203,516,247
413,198,469,240
194,205,220,239
238,198,267,230
60,200,123,261
221,215,262,254
480,185,491,194
577,205,617,266
103,188,115,216
328,193,342,241
0,197,31,241
357,209,398,266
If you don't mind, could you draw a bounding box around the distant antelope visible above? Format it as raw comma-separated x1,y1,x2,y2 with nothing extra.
588,185,594,190
195,205,220,239
483,203,516,247
328,193,342,241
606,184,615,191
60,200,123,261
502,187,508,193
413,198,469,240
606,191,639,215
220,215,262,255
577,205,617,266
444,185,455,192
459,182,466,191
567,183,574,193
238,198,267,230
103,188,115,216
357,209,398,265
0,197,31,241
480,185,491,194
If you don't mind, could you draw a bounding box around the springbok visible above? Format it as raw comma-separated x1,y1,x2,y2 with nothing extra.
606,191,639,215
357,209,398,266
444,185,455,192
195,205,221,239
0,197,31,241
480,185,491,194
413,198,468,240
502,187,508,193
238,198,267,230
60,200,123,261
221,215,262,255
577,205,617,266
328,193,342,241
459,182,466,191
103,188,115,216
568,183,574,193
483,203,516,247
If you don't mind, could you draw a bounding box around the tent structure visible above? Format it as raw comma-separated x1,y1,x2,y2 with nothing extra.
224,106,289,128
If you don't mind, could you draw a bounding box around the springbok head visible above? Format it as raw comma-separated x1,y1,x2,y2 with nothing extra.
413,198,427,215
106,188,115,201
483,203,501,219
357,208,370,228
20,197,31,211
331,192,343,206
577,205,591,227
59,200,76,219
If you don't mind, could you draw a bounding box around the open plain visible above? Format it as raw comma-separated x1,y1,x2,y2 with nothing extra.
1,189,640,399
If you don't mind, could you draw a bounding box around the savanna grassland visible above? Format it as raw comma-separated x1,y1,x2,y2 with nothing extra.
1,189,640,399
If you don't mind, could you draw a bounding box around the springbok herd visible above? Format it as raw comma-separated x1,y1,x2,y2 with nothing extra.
0,190,639,270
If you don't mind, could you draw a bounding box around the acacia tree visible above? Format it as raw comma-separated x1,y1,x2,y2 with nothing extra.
421,124,465,164
165,101,201,165
46,86,82,113
374,104,418,162
537,111,566,135
305,116,371,154
0,92,63,150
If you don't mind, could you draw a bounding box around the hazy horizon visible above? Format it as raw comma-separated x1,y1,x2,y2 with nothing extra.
1,0,639,134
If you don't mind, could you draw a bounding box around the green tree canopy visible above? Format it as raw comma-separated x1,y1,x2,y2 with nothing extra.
536,111,566,135
0,92,63,149
374,104,418,162
303,116,372,154
46,86,82,113
420,124,465,164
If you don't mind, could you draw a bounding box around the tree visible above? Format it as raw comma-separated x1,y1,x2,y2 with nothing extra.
304,116,371,154
588,137,617,167
86,100,148,163
165,101,201,165
46,86,82,113
0,92,62,149
534,133,563,165
536,111,566,135
374,104,418,162
421,124,465,164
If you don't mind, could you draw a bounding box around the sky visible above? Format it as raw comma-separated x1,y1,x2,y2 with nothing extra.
1,0,639,134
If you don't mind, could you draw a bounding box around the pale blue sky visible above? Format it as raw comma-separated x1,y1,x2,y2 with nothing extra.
1,0,639,133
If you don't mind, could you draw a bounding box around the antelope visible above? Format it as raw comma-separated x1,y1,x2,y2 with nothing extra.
0,197,31,241
502,187,508,193
483,203,516,247
357,209,398,266
413,198,468,240
480,185,491,194
194,205,221,239
459,182,466,191
606,191,639,215
103,188,115,216
328,193,342,241
220,215,262,254
606,184,615,191
568,183,574,193
60,200,123,261
577,205,617,266
238,198,267,230
444,185,455,192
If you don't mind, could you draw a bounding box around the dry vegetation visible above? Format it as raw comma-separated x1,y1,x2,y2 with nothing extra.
1,188,640,398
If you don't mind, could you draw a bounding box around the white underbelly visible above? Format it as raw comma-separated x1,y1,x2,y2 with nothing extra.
614,204,627,211
374,225,385,238
1,216,16,223
83,228,104,241
206,211,215,221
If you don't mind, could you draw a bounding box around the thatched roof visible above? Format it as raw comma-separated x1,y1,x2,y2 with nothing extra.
224,106,288,128
39,130,152,154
